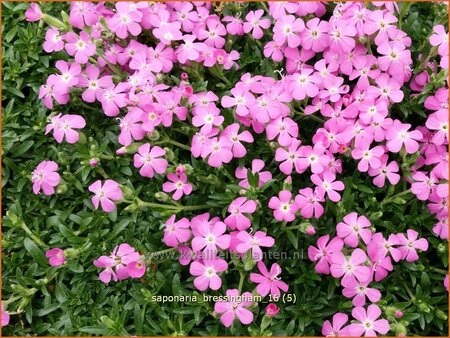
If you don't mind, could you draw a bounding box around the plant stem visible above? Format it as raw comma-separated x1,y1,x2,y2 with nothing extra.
430,267,448,275
19,221,45,247
156,139,191,151
138,200,210,212
380,189,411,205
238,270,246,293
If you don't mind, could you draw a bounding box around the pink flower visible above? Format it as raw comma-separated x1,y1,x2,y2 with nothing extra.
202,137,233,168
192,108,224,133
411,171,437,201
322,313,349,336
273,15,304,48
308,235,344,274
445,275,449,291
163,215,191,248
162,173,193,201
298,143,329,174
45,113,86,144
224,197,257,231
93,243,141,284
330,248,371,285
275,139,303,175
88,179,123,212
190,257,228,291
235,159,272,189
346,304,390,337
386,120,423,154
369,74,404,103
311,171,345,202
69,2,98,29
265,304,280,317
1,304,10,327
32,160,61,195
133,144,168,178
302,18,329,52
43,28,64,53
368,155,400,188
107,2,142,39
45,248,66,266
214,289,254,327
269,190,298,222
397,229,429,262
294,187,325,219
351,145,385,172
39,75,70,109
25,3,43,22
191,220,230,257
127,260,146,278
197,17,226,48
64,31,96,64
222,123,254,158
288,69,319,100
430,25,449,56
368,245,393,282
243,10,271,39
377,41,412,75
221,87,255,117
250,261,288,298
79,64,114,103
425,109,448,146
336,212,372,247
236,231,275,261
266,117,299,147
319,76,350,103
329,19,356,53
342,278,381,306
118,108,146,146
99,83,129,117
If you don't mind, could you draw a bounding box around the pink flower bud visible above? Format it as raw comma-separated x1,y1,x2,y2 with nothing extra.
45,248,66,266
25,3,43,22
342,94,352,106
395,310,404,318
89,158,99,167
116,147,127,156
176,164,186,175
265,303,280,317
182,85,193,98
181,72,189,81
306,225,316,235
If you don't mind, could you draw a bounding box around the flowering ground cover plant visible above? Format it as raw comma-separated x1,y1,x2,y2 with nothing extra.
1,1,449,336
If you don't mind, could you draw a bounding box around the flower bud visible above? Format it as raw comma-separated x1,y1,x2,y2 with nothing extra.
394,323,407,336
265,303,280,317
269,142,278,149
164,147,175,162
148,130,160,141
181,72,189,81
56,183,67,194
63,248,77,259
121,185,134,200
358,35,368,44
116,147,127,156
155,192,169,202
305,225,316,235
437,243,446,253
89,158,99,167
395,310,404,318
435,308,448,320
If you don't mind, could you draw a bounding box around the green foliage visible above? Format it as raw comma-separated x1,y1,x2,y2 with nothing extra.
1,1,448,336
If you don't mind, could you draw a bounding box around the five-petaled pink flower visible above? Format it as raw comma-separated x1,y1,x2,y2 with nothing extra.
250,261,288,298
162,172,193,201
190,258,228,291
32,160,61,195
88,179,123,212
214,289,254,327
345,304,390,337
224,197,257,231
269,190,298,222
133,144,168,178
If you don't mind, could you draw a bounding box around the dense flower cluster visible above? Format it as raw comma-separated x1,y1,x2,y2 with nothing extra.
19,1,448,335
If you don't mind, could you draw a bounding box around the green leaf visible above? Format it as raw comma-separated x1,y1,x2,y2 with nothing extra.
23,238,47,267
